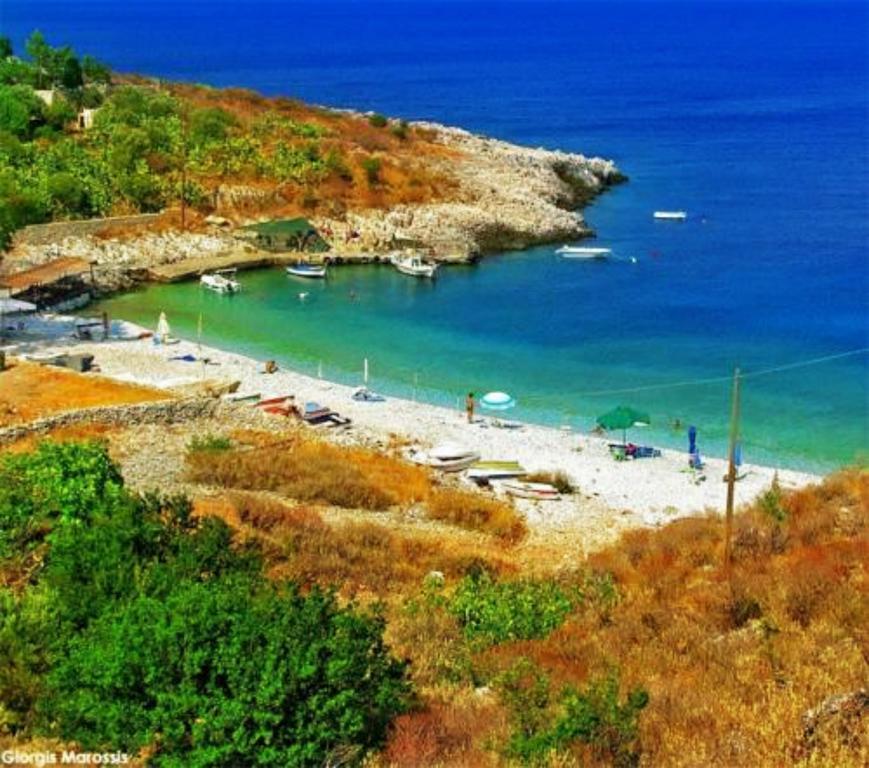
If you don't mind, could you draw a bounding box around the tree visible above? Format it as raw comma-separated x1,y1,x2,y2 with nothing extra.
47,172,87,216
0,85,42,138
189,107,236,145
59,52,83,90
25,31,51,88
81,55,110,85
0,36,12,59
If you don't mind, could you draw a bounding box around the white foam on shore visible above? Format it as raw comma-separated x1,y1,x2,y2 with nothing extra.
11,313,821,529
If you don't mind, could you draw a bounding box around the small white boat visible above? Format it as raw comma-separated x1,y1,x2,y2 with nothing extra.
467,460,526,481
201,269,241,293
352,387,386,403
500,480,561,501
653,211,687,221
392,254,438,278
286,263,327,279
412,442,481,472
556,245,612,259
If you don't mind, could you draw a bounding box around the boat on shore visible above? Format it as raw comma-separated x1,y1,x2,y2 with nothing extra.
201,269,241,293
467,460,526,481
411,442,481,472
286,263,327,279
392,254,438,278
653,211,687,221
556,245,612,259
500,480,561,500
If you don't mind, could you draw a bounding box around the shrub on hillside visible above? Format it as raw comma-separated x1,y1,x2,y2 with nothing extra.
500,664,649,767
0,440,123,555
449,570,579,645
0,442,411,765
44,580,410,765
368,113,388,128
427,489,527,542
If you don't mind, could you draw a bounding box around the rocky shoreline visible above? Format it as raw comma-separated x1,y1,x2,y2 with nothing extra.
2,120,623,295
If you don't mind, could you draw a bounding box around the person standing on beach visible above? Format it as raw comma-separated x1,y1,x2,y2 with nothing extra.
465,392,475,423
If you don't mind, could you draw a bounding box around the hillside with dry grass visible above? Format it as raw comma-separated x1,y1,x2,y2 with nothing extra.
0,412,865,765
181,434,868,766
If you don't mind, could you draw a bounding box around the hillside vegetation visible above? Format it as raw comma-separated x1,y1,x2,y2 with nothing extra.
0,31,455,247
0,430,865,766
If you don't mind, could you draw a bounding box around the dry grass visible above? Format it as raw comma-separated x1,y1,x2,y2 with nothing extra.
183,436,867,765
0,422,116,454
186,432,527,543
0,360,168,428
428,489,527,543
159,81,460,219
186,435,429,510
193,491,516,599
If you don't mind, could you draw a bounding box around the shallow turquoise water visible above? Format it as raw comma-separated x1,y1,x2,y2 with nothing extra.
93,249,867,473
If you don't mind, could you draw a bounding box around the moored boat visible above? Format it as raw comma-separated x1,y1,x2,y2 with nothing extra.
201,268,241,293
653,211,687,221
556,245,612,259
392,254,438,278
286,263,327,279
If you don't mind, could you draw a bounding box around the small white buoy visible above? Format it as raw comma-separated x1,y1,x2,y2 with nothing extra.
299,292,309,301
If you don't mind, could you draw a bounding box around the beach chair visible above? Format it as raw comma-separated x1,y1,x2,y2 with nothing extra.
634,445,662,459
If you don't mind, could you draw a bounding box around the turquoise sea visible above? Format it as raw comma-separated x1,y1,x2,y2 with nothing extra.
5,1,868,471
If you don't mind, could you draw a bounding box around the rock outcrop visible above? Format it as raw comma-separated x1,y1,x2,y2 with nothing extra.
316,122,623,258
2,121,623,289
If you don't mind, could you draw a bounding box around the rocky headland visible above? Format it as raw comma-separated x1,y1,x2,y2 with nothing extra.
3,117,622,294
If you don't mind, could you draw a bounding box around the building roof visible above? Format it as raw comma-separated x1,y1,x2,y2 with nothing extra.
2,257,92,295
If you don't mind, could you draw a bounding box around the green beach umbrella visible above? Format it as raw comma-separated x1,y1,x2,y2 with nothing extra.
596,405,651,445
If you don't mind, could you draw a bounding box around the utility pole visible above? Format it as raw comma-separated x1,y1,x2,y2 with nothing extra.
723,367,741,569
180,108,188,231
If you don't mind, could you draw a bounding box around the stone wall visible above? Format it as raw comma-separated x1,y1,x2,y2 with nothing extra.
13,214,163,247
0,396,223,445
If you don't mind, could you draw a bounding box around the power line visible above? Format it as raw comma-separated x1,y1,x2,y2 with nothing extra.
568,347,869,398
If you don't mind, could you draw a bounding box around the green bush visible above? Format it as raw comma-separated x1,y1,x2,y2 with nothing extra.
0,441,124,555
390,119,409,140
501,665,649,767
188,433,232,453
449,570,579,645
759,474,787,523
0,84,43,138
367,113,388,128
361,156,382,185
44,580,409,765
0,442,411,764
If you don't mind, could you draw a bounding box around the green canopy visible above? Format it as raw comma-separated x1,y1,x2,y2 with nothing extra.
596,406,651,444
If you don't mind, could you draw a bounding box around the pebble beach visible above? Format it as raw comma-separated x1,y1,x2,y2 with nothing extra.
12,313,820,533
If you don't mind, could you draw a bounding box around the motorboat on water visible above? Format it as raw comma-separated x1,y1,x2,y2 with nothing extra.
411,442,481,472
392,254,438,278
653,211,687,221
556,245,612,259
201,268,241,293
286,263,327,279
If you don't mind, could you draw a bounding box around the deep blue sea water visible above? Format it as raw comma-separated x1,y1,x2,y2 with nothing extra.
3,1,868,470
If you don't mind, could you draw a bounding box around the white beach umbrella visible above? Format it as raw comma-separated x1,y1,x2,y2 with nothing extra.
480,391,516,411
